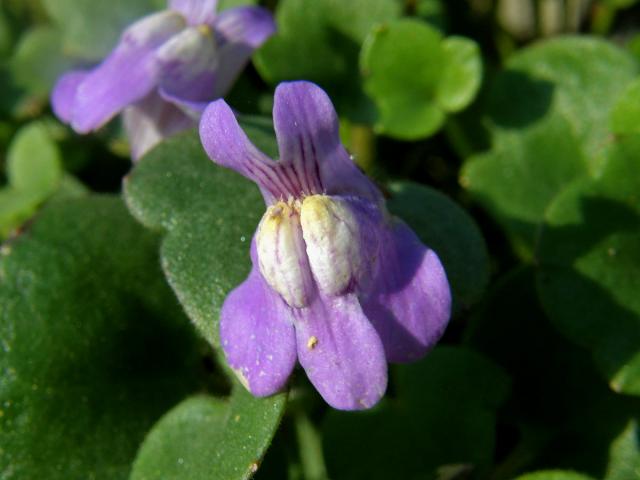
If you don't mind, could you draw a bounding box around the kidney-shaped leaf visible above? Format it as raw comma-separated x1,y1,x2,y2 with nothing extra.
461,37,638,253
123,130,265,348
360,19,482,139
537,135,640,396
0,196,204,479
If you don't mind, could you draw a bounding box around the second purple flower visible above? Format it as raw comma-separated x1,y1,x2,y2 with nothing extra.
52,0,275,160
200,81,451,410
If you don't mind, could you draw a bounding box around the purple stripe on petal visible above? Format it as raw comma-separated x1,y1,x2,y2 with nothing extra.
156,26,218,103
211,6,276,97
294,292,387,410
123,92,195,161
362,221,451,363
221,252,297,397
200,99,291,202
71,11,185,133
169,0,218,26
51,70,88,123
272,82,382,202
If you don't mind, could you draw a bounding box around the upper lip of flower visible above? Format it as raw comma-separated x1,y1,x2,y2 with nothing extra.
199,80,452,410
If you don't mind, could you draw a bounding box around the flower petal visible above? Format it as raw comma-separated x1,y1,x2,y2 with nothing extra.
220,260,297,397
51,70,88,123
199,99,296,203
70,10,185,133
156,26,218,103
272,81,382,202
211,6,276,96
362,221,451,363
122,92,195,161
294,292,387,410
169,0,218,26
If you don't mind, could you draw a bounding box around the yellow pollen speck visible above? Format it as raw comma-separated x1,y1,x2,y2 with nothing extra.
197,24,212,36
307,336,318,350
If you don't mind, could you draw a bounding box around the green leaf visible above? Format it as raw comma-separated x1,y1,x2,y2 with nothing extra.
41,0,163,59
323,347,510,480
254,0,400,122
9,26,74,97
514,472,596,480
361,19,444,139
386,181,489,311
461,115,588,256
537,135,640,395
606,420,640,480
123,130,265,348
0,196,205,479
0,188,42,237
0,121,73,239
461,36,638,253
360,19,482,139
437,37,482,112
7,121,62,193
124,129,288,478
610,78,640,136
130,391,286,480
494,36,638,164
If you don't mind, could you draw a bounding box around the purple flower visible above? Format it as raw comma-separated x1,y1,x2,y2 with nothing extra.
199,81,451,410
51,0,275,160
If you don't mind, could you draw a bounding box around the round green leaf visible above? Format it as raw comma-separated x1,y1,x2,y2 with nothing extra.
7,121,62,193
254,0,400,122
436,36,482,112
537,135,640,395
386,181,489,311
361,19,446,139
130,391,286,480
0,196,204,479
0,121,66,238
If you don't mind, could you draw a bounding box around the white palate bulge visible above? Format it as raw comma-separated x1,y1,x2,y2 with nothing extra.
256,200,310,308
300,195,362,296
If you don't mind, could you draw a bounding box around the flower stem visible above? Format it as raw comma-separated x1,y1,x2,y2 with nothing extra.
293,408,329,480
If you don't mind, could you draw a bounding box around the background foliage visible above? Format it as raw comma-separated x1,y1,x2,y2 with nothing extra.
1,0,640,479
